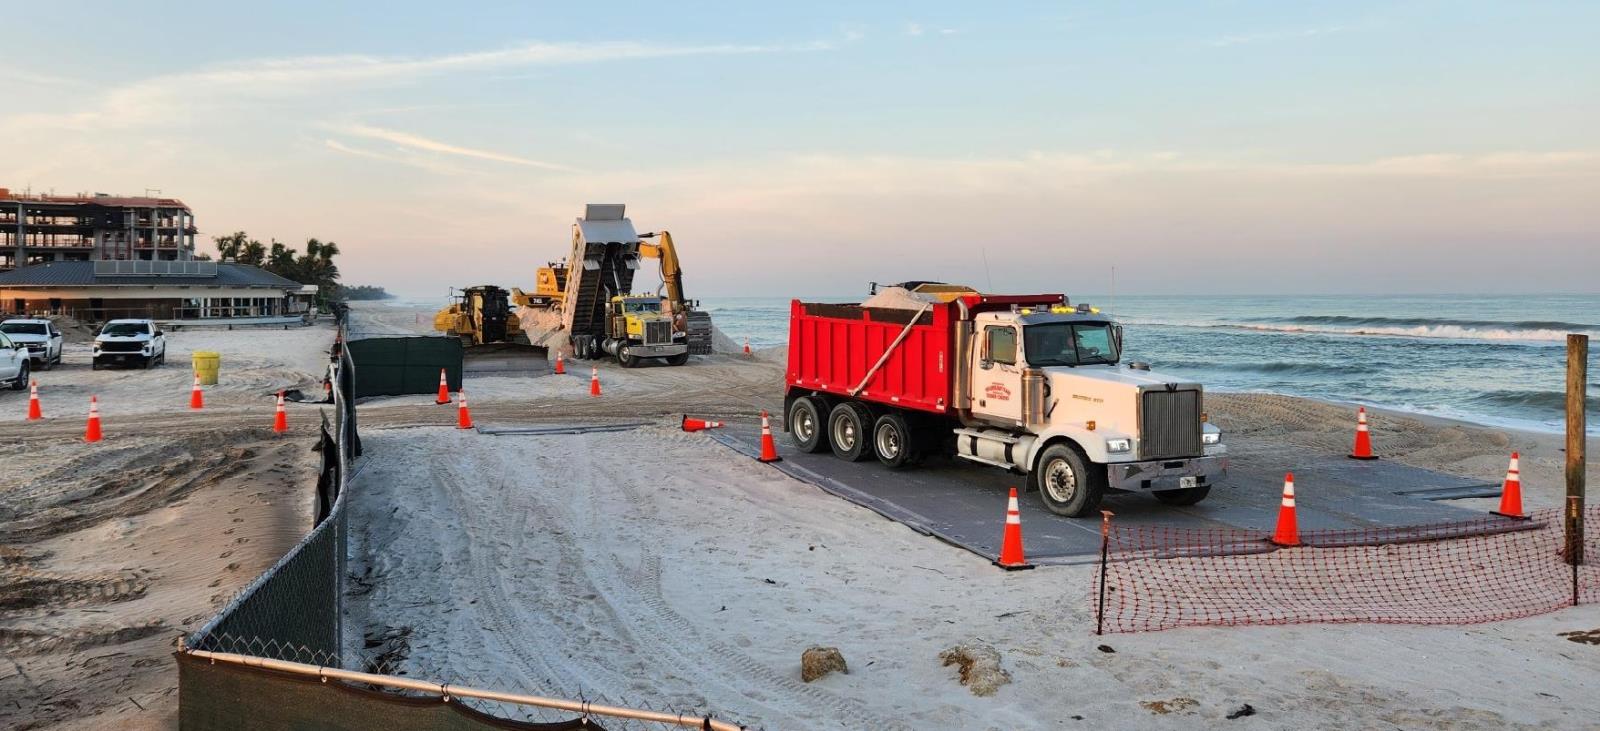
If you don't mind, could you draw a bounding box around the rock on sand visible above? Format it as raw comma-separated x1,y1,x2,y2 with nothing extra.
939,641,1011,696
800,646,848,682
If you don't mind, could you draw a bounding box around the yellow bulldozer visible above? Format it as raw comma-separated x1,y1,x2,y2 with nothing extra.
433,285,545,374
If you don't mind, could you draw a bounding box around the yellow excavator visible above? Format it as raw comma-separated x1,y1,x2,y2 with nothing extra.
637,230,715,356
433,285,545,374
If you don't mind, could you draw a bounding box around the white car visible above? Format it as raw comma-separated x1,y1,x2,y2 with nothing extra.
0,319,65,370
93,319,168,370
0,331,29,390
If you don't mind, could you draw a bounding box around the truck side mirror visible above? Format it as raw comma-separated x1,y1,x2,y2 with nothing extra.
1113,325,1124,353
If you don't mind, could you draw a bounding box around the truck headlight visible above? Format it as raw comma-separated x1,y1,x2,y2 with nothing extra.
1106,438,1131,453
1203,432,1221,445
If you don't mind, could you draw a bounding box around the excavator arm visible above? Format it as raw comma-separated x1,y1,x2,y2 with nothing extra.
637,230,714,355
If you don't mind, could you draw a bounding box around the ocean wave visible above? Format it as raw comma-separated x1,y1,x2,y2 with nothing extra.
1123,319,1593,343
1260,314,1598,331
1466,388,1600,413
1156,360,1376,376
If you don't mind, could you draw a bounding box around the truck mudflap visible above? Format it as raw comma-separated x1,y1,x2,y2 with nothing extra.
1106,455,1228,492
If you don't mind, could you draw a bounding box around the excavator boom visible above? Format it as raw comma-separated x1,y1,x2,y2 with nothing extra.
638,230,713,355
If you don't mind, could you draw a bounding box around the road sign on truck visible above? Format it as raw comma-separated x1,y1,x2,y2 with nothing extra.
783,285,1227,517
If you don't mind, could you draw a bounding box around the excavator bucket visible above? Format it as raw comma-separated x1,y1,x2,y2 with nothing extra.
462,341,549,376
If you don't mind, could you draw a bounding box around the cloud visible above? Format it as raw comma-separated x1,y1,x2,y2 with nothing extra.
1209,25,1351,47
331,123,580,173
1,39,826,133
906,22,925,37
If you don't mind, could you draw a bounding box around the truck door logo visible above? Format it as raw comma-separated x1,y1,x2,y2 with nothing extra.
985,382,1012,401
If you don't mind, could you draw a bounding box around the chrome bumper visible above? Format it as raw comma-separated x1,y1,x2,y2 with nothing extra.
1106,455,1228,492
624,343,688,357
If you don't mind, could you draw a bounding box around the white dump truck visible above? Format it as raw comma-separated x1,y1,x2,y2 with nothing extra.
783,283,1227,516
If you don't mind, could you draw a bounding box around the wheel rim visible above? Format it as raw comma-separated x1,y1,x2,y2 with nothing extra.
793,407,817,443
1043,457,1078,504
875,423,901,460
832,414,858,451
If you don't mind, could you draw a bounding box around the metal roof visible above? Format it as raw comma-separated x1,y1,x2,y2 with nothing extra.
0,261,302,289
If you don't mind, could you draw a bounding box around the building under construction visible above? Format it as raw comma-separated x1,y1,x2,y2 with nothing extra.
1,187,197,271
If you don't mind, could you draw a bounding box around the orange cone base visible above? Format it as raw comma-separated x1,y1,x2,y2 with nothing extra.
435,391,450,405
993,558,1035,571
1491,510,1532,521
1347,453,1379,461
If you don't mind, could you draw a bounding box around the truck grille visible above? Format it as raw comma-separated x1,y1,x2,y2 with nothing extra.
99,341,145,352
644,320,673,345
1141,389,1202,459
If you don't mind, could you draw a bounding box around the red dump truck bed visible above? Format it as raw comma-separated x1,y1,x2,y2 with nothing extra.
786,300,956,414
785,294,1065,415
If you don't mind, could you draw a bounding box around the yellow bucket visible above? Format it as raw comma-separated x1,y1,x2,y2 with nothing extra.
192,351,221,385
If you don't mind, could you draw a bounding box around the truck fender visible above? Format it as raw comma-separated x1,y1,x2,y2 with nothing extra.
1023,425,1120,470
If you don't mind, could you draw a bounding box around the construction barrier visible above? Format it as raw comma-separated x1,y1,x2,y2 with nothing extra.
345,335,464,398
1093,508,1600,634
178,317,743,731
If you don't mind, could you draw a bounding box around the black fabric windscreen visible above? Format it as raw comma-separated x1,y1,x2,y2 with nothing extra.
346,336,464,397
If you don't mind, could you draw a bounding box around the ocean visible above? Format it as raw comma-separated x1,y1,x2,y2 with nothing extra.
699,293,1599,435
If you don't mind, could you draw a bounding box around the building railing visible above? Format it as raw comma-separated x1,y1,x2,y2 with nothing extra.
93,259,217,277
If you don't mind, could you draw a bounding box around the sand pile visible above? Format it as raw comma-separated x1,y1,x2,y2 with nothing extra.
860,286,937,310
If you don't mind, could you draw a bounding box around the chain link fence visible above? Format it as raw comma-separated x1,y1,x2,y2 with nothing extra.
177,316,746,730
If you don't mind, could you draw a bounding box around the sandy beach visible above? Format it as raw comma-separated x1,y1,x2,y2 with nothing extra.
339,301,1599,730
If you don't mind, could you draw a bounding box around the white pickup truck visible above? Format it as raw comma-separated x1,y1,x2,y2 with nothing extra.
0,330,29,390
92,319,168,370
0,319,65,370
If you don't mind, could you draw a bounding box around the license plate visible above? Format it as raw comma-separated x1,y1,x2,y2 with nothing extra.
1180,476,1199,488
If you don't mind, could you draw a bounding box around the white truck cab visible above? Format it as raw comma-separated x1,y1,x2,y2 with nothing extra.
955,305,1226,515
0,330,30,390
93,319,168,370
0,319,65,370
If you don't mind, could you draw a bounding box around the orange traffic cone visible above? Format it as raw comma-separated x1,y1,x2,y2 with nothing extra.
272,391,288,434
1349,407,1378,460
27,380,43,420
758,410,782,463
554,352,566,375
1270,473,1300,546
743,339,752,357
589,367,602,397
994,487,1033,570
189,373,205,410
435,368,451,405
1493,452,1527,519
681,415,725,432
84,395,103,443
456,389,475,430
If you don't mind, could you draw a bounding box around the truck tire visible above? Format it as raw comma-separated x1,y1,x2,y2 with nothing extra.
827,401,874,462
788,396,829,453
618,350,638,368
10,361,27,390
1153,485,1211,506
1032,443,1105,517
872,412,916,469
665,352,689,366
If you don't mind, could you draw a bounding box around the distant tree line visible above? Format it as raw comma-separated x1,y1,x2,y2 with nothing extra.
212,232,341,308
337,284,393,301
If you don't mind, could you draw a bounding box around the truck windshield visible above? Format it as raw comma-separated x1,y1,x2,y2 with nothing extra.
622,301,661,313
0,323,46,335
101,323,148,336
1024,322,1119,366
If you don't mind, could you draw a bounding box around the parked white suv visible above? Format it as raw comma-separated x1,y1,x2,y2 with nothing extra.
93,319,168,370
0,331,29,390
0,319,64,370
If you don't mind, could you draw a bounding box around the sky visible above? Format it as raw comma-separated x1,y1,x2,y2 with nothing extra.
3,1,1597,298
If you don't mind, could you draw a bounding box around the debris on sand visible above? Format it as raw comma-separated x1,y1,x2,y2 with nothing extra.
1227,703,1257,719
939,641,1011,696
800,646,848,682
1141,697,1199,715
1559,629,1600,645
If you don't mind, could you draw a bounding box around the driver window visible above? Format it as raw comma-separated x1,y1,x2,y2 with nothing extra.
985,326,1017,365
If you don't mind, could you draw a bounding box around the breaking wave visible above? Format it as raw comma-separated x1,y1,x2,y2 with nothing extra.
1121,316,1596,343
1466,389,1600,413
1156,360,1378,376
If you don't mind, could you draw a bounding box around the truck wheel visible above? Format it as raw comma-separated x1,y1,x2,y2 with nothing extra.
827,401,873,462
1032,443,1105,517
618,350,638,368
1153,485,1211,506
665,352,689,366
788,396,829,453
872,413,916,469
10,361,27,390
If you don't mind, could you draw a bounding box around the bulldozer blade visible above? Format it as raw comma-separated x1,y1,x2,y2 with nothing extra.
461,343,551,376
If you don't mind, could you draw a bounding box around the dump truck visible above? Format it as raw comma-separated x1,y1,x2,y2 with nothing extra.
783,284,1227,517
434,285,545,374
520,204,713,365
